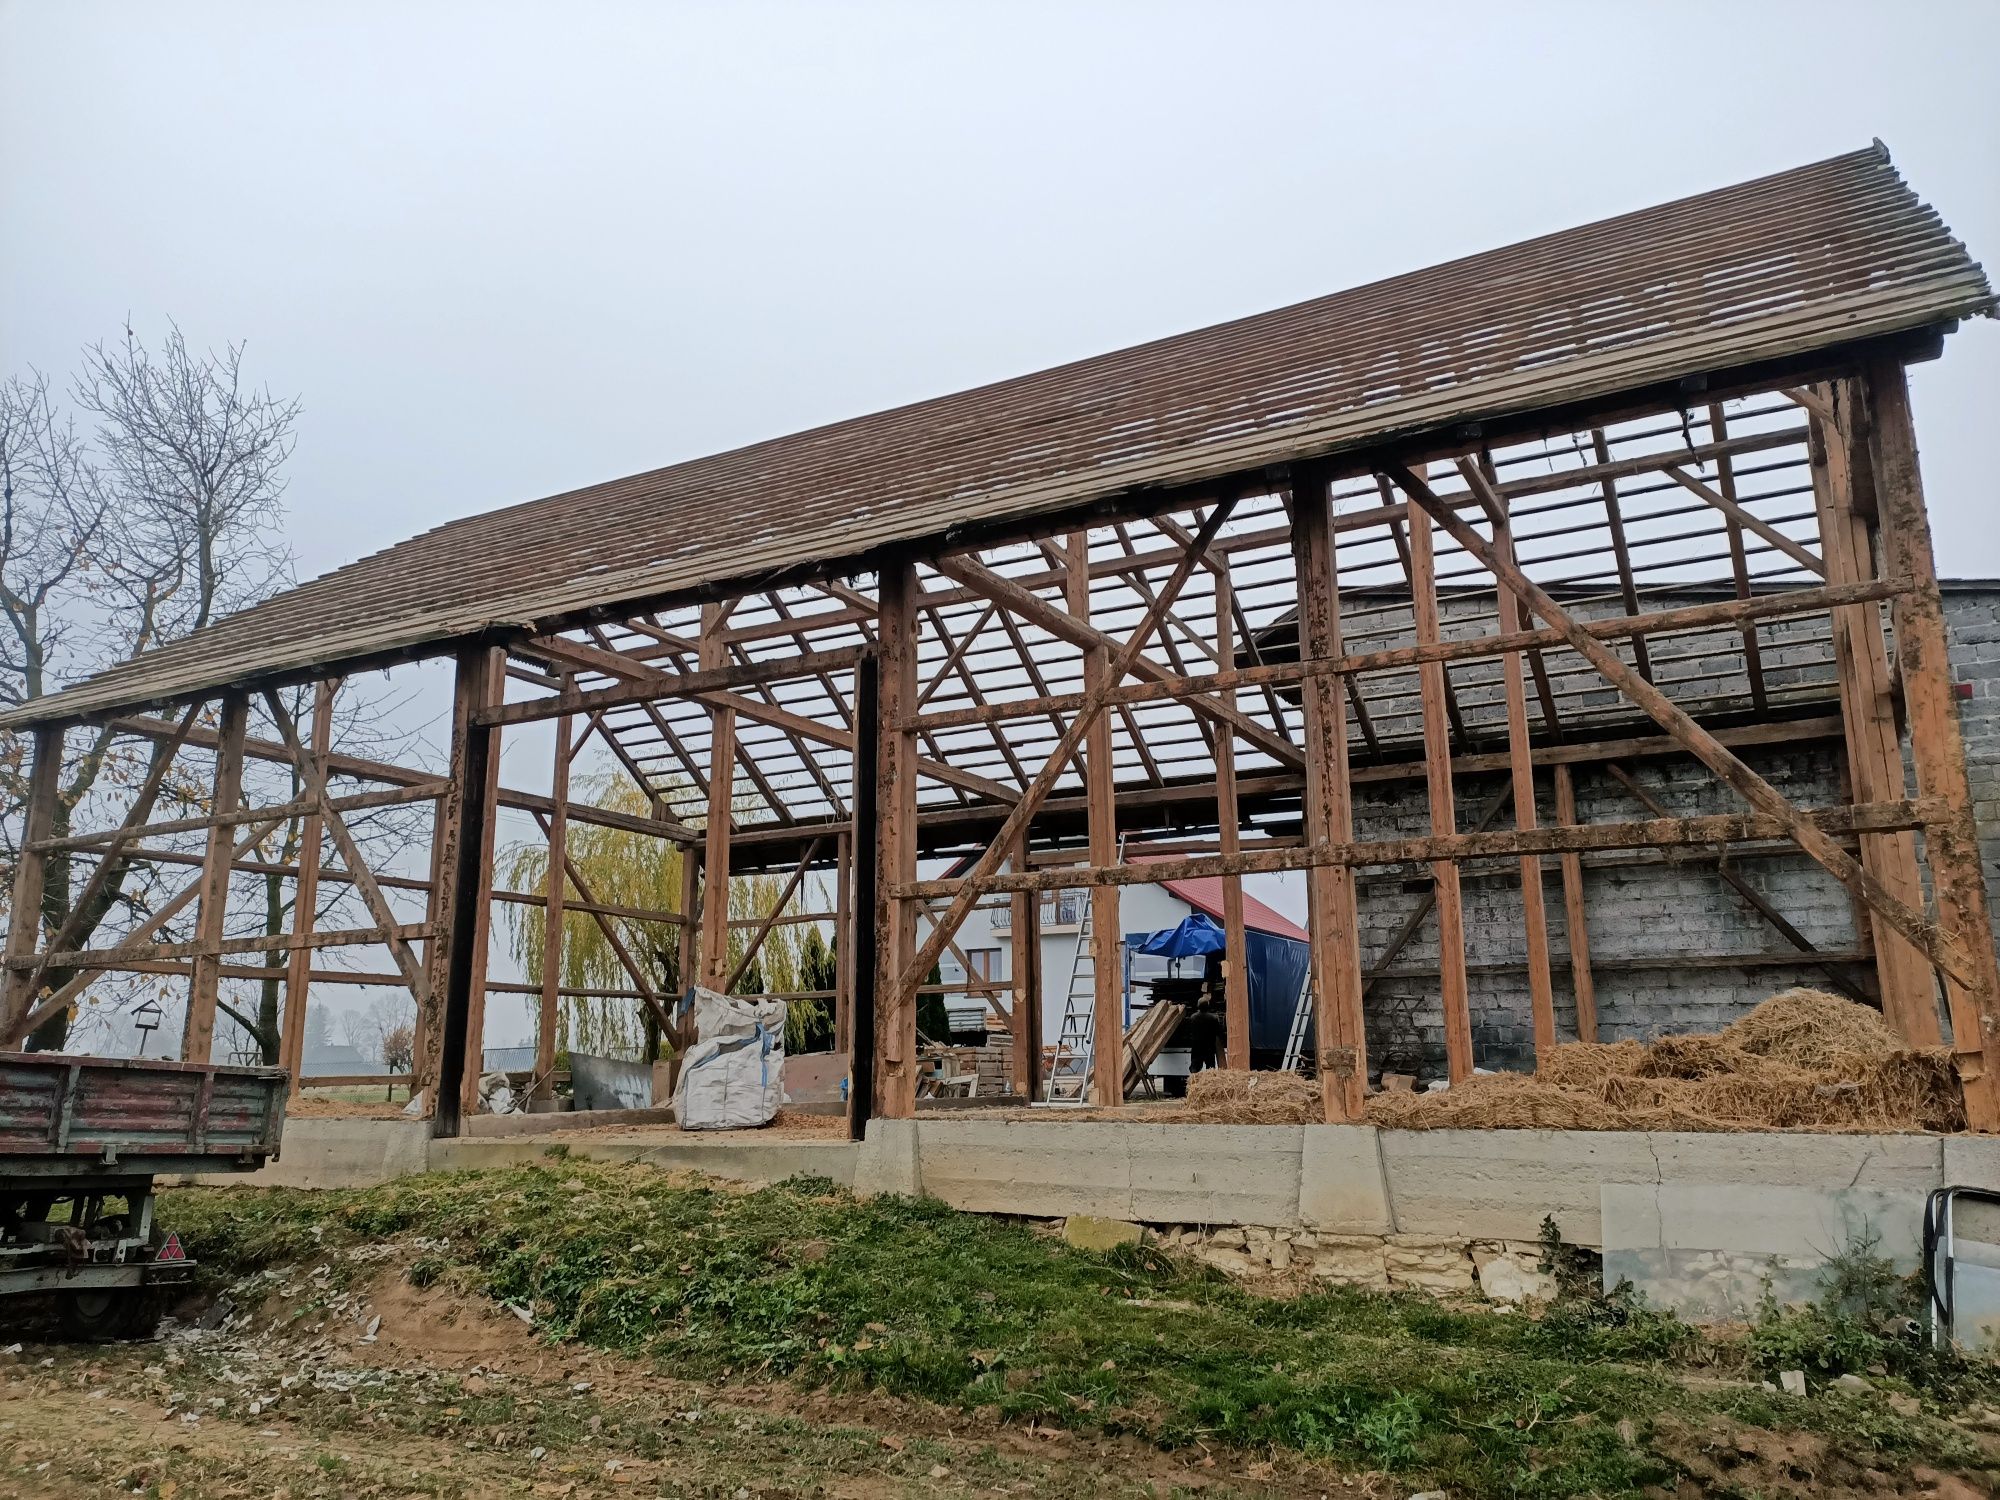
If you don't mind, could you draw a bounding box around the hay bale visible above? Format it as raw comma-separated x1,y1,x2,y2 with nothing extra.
1368,1073,1643,1132
1720,988,1900,1069
1536,1040,1645,1088
1363,985,1962,1134
1181,1068,1321,1124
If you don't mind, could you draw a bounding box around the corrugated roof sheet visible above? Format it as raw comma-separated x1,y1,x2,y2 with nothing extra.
9,143,1990,726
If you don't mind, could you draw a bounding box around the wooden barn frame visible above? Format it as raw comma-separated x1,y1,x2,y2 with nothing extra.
4,145,1997,1135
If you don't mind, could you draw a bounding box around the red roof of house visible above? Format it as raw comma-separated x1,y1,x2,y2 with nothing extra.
1156,875,1310,944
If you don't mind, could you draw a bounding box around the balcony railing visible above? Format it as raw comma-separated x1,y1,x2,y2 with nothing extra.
990,888,1087,933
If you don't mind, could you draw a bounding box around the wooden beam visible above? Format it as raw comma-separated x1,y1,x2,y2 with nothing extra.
422,647,498,1136
873,564,920,1120
280,682,334,1092
1394,462,1975,992
485,642,864,726
0,725,63,1038
1490,487,1558,1057
699,604,736,993
1663,461,1827,579
534,695,573,1099
881,497,1238,1032
1292,471,1367,1120
1551,764,1597,1042
833,830,854,1056
1009,830,1043,1098
899,798,1941,899
930,550,1305,771
1811,389,1937,1043
1864,358,2000,1130
1407,478,1473,1084
1215,572,1251,1071
1073,532,1123,1106
183,694,247,1064
910,580,1908,734
847,649,881,1140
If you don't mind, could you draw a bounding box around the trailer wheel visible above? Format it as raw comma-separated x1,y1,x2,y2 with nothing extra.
58,1288,158,1342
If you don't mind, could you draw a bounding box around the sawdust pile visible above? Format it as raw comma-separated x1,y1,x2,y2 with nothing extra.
1181,1068,1323,1124
1366,988,1964,1134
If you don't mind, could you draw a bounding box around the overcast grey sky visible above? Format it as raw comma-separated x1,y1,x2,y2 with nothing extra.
5,0,1997,595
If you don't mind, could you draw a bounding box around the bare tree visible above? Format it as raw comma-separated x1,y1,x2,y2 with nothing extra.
0,324,300,1050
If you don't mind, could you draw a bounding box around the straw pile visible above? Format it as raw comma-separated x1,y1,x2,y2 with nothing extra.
1366,988,1965,1134
1182,1068,1322,1124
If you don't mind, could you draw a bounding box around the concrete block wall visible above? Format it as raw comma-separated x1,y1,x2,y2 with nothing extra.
1353,745,1857,1075
1945,584,2000,956
1332,587,2000,1076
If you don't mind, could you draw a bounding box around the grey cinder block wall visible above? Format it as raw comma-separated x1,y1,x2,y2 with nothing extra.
1354,582,2000,1078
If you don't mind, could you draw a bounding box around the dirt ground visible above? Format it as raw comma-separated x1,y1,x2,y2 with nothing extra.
0,1271,1373,1500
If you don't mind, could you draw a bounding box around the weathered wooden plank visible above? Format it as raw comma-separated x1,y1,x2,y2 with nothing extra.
1407,478,1473,1084
1865,358,2000,1130
1551,764,1597,1042
183,695,248,1064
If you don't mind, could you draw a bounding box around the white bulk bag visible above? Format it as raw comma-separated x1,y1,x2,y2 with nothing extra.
674,987,788,1130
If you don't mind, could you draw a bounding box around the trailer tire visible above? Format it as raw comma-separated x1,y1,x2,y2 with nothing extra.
58,1288,158,1342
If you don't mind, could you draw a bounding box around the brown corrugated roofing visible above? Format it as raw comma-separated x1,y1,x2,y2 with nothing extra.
9,143,1991,726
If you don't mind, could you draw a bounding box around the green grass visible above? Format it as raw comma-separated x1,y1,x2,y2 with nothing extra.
161,1159,1997,1499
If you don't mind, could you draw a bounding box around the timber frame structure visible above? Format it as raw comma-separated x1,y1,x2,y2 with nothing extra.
4,144,1999,1135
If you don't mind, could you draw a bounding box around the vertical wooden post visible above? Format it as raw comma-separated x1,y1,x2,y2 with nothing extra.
1009,830,1043,1097
699,603,736,993
1407,483,1474,1083
533,694,573,1099
2,725,64,1040
456,648,505,1120
847,649,882,1139
1215,571,1252,1070
279,681,334,1089
872,561,920,1119
1292,468,1368,1120
1865,359,2000,1129
183,694,247,1064
1551,764,1597,1043
1493,498,1558,1055
1812,386,1938,1044
833,829,854,1056
1072,531,1123,1104
413,793,449,1088
426,645,500,1137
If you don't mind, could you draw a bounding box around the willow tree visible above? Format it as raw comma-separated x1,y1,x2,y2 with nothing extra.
499,770,830,1058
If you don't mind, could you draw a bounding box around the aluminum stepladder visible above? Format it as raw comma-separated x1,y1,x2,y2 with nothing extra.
1041,836,1126,1104
1041,895,1099,1104
1279,964,1315,1073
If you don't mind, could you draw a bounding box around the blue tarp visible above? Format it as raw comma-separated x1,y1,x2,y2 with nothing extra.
1128,914,1309,1054
1133,912,1228,957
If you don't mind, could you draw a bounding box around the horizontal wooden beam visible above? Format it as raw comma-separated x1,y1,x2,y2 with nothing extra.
34,781,448,854
489,641,863,725
911,579,1905,733
106,712,698,842
896,798,1941,899
28,922,432,971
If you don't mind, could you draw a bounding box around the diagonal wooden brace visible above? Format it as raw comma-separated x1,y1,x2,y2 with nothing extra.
264,692,434,1009
884,494,1240,1019
1393,461,1973,991
931,552,1306,772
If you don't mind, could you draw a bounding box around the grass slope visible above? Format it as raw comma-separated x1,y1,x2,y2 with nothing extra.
162,1158,1996,1499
